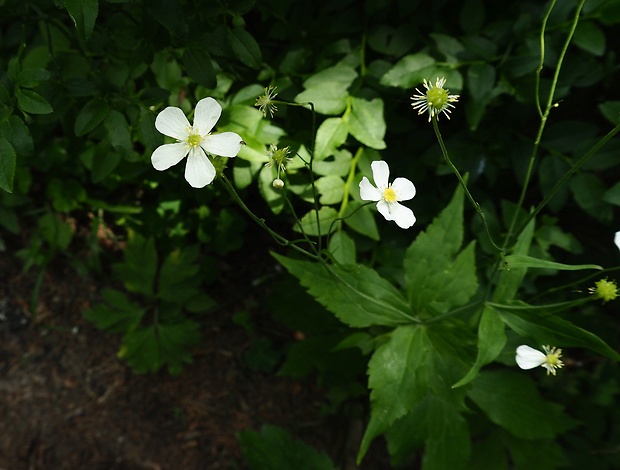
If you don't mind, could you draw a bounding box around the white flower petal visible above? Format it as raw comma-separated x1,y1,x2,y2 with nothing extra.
185,148,216,188
193,97,221,135
151,143,188,170
389,203,416,229
155,107,190,141
515,345,546,370
392,177,416,201
371,160,390,189
201,132,243,157
359,177,382,201
615,231,620,250
376,200,395,221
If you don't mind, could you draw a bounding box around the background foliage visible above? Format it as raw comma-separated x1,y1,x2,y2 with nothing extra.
2,0,620,468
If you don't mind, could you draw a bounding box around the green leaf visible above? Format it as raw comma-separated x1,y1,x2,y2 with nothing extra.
494,220,535,302
328,230,356,265
467,63,495,101
228,27,262,69
346,97,386,150
603,180,620,205
295,65,357,115
343,200,380,241
598,100,620,125
64,0,99,39
182,47,216,88
296,206,339,236
468,370,577,439
379,52,436,88
112,231,157,297
404,184,478,316
15,88,53,114
359,326,470,462
83,288,145,333
119,320,201,375
453,305,506,388
315,175,344,205
104,110,132,157
0,115,33,156
0,137,16,193
75,97,110,136
314,117,349,160
569,172,612,223
273,254,415,328
238,425,339,470
91,144,121,183
158,245,201,303
504,254,602,271
574,21,606,56
496,308,620,361
15,68,51,88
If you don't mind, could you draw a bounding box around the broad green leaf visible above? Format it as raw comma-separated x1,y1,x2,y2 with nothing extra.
15,68,50,88
0,137,16,193
453,305,506,388
313,149,352,177
15,88,53,114
603,180,620,205
404,184,478,316
569,173,612,223
574,21,606,56
46,178,87,211
295,65,357,115
273,254,415,328
295,206,339,236
75,97,110,136
496,308,620,361
38,212,73,250
238,425,339,470
64,0,99,39
598,100,620,125
467,63,495,101
104,110,132,157
182,47,216,88
119,320,201,375
83,288,145,333
328,230,356,265
386,395,471,470
314,117,348,160
315,174,344,205
346,97,386,150
0,115,33,156
343,200,380,241
91,144,121,183
380,52,436,88
468,370,577,439
504,255,602,271
228,27,262,69
359,326,470,462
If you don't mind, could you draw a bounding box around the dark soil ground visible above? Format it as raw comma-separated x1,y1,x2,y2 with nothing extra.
0,238,388,470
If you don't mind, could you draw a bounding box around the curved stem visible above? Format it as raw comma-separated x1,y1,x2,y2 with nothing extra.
504,0,586,249
432,117,502,252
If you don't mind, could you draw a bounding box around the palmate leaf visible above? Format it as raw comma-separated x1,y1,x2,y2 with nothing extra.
358,325,471,464
273,254,415,328
404,183,478,316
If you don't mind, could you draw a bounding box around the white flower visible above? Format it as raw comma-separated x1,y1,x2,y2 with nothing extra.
151,97,243,188
515,345,564,376
615,231,620,250
359,160,416,229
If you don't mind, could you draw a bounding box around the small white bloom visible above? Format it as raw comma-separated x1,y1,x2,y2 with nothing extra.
615,231,620,250
359,160,416,229
516,345,564,376
151,97,243,188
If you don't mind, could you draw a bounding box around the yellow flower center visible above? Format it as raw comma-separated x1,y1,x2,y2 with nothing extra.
186,131,203,148
426,87,449,109
591,278,618,302
383,186,397,203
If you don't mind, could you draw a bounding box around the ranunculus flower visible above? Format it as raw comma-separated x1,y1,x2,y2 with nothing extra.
151,97,243,188
515,345,564,376
359,160,416,229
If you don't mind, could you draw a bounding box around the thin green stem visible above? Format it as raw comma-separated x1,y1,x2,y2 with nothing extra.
535,0,557,118
432,117,502,252
219,174,319,261
504,0,586,250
